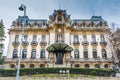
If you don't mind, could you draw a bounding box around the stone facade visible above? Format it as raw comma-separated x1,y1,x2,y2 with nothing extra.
5,9,116,68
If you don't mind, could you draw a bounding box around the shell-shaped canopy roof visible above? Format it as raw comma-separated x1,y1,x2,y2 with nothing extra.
46,43,73,53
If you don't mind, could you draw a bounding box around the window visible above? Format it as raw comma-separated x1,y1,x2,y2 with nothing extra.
93,49,97,58
85,64,90,68
11,64,15,68
74,49,79,58
92,35,96,42
15,35,19,42
22,49,27,58
31,49,36,58
100,35,105,42
83,49,88,58
102,49,107,58
13,49,18,58
24,35,28,41
32,35,37,41
104,64,108,68
95,64,100,68
20,64,25,68
40,49,45,58
74,35,79,43
57,34,62,42
75,64,80,68
83,35,87,42
41,35,46,43
40,64,45,68
58,16,62,21
30,64,34,68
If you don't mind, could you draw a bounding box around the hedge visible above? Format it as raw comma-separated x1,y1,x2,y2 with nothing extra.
0,68,112,77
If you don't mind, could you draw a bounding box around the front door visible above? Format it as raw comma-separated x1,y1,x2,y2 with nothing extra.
56,52,63,64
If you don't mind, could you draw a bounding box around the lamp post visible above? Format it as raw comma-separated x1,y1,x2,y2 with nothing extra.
16,4,26,80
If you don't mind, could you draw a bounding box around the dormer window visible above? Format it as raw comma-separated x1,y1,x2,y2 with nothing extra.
58,16,62,21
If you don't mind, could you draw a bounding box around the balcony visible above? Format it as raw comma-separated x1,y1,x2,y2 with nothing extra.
22,41,29,46
31,41,38,46
73,41,80,46
91,41,98,46
70,58,113,62
56,40,64,43
12,41,20,46
100,41,107,46
40,41,47,46
82,41,89,46
5,58,50,63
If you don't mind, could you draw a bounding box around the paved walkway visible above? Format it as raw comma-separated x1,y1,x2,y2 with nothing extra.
0,77,120,80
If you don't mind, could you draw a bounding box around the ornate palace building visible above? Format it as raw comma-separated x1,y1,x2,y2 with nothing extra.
5,9,117,68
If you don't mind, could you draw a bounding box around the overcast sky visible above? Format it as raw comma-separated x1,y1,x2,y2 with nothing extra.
0,0,120,55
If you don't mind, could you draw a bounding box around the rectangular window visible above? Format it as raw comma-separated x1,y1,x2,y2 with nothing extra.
22,49,27,58
40,49,45,58
74,49,79,58
83,49,88,58
74,35,79,43
15,35,19,42
31,49,36,58
92,35,96,42
24,35,28,41
13,49,18,58
41,35,46,43
33,35,37,41
100,35,105,42
57,34,62,42
83,35,87,42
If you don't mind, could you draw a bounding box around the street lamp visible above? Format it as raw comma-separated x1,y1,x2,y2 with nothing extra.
16,4,26,80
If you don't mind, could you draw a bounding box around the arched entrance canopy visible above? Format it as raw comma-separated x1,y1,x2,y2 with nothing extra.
46,43,73,53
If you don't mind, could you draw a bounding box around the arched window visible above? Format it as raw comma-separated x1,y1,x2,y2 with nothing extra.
58,16,62,21
93,49,97,58
40,64,45,68
83,49,88,58
75,64,80,68
85,64,90,68
40,49,45,58
74,49,79,58
102,49,107,58
20,64,25,68
30,64,34,68
95,64,100,68
104,64,108,68
22,49,27,58
11,64,15,68
13,49,18,58
31,49,36,58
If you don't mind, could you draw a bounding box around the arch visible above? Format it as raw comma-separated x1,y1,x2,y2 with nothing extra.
104,64,108,68
95,64,100,68
20,64,25,68
30,64,34,68
85,64,90,68
10,64,15,68
58,16,62,21
40,64,45,68
75,64,80,68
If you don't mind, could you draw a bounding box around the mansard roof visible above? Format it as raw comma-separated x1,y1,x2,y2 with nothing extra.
11,10,108,28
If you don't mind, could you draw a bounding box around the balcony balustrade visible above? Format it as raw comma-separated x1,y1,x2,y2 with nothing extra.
100,41,107,46
73,41,80,46
70,58,113,62
91,41,98,46
40,41,47,46
12,41,20,46
82,41,89,46
22,41,29,46
31,41,38,46
5,58,50,62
